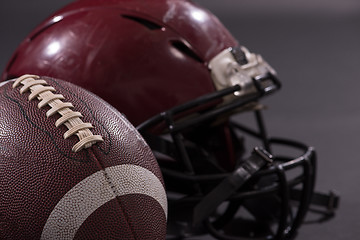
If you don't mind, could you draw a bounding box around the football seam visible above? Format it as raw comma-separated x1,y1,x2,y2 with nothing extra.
91,149,139,239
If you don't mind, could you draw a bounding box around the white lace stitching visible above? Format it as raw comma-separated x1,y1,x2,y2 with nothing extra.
13,74,104,152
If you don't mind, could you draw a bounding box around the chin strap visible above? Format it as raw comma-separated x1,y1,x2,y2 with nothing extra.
193,147,273,226
291,188,340,218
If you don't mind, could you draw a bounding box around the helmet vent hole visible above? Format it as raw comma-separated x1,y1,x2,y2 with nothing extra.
170,40,203,63
29,21,60,41
121,15,163,30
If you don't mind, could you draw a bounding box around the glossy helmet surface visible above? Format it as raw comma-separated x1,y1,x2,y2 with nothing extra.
2,0,338,239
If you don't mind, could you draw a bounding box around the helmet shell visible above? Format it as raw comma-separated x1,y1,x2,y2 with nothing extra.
2,0,237,125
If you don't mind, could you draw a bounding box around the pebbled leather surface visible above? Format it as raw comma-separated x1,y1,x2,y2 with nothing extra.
0,76,167,239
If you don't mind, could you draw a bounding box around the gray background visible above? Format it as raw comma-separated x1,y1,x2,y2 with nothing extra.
1,0,360,239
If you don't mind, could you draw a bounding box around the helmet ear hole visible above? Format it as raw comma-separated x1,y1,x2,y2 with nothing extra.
170,40,203,63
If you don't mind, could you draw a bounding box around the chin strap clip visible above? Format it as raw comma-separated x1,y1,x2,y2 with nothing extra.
291,188,340,217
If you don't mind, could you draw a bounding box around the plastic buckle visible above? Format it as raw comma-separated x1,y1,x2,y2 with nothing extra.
209,46,280,98
326,190,340,213
253,147,273,165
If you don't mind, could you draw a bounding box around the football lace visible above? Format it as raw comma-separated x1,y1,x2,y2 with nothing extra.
13,74,104,152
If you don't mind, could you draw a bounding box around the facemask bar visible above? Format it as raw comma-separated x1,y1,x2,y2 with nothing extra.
137,60,280,179
137,70,280,134
137,76,312,236
201,134,317,240
138,93,317,240
137,85,339,239
136,47,338,239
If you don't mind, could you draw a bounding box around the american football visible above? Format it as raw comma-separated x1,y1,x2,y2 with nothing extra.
0,74,167,239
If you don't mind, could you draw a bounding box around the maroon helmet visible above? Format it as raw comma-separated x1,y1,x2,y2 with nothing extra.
2,0,338,239
2,0,238,127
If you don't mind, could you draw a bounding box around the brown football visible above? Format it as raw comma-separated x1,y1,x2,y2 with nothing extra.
0,75,167,239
